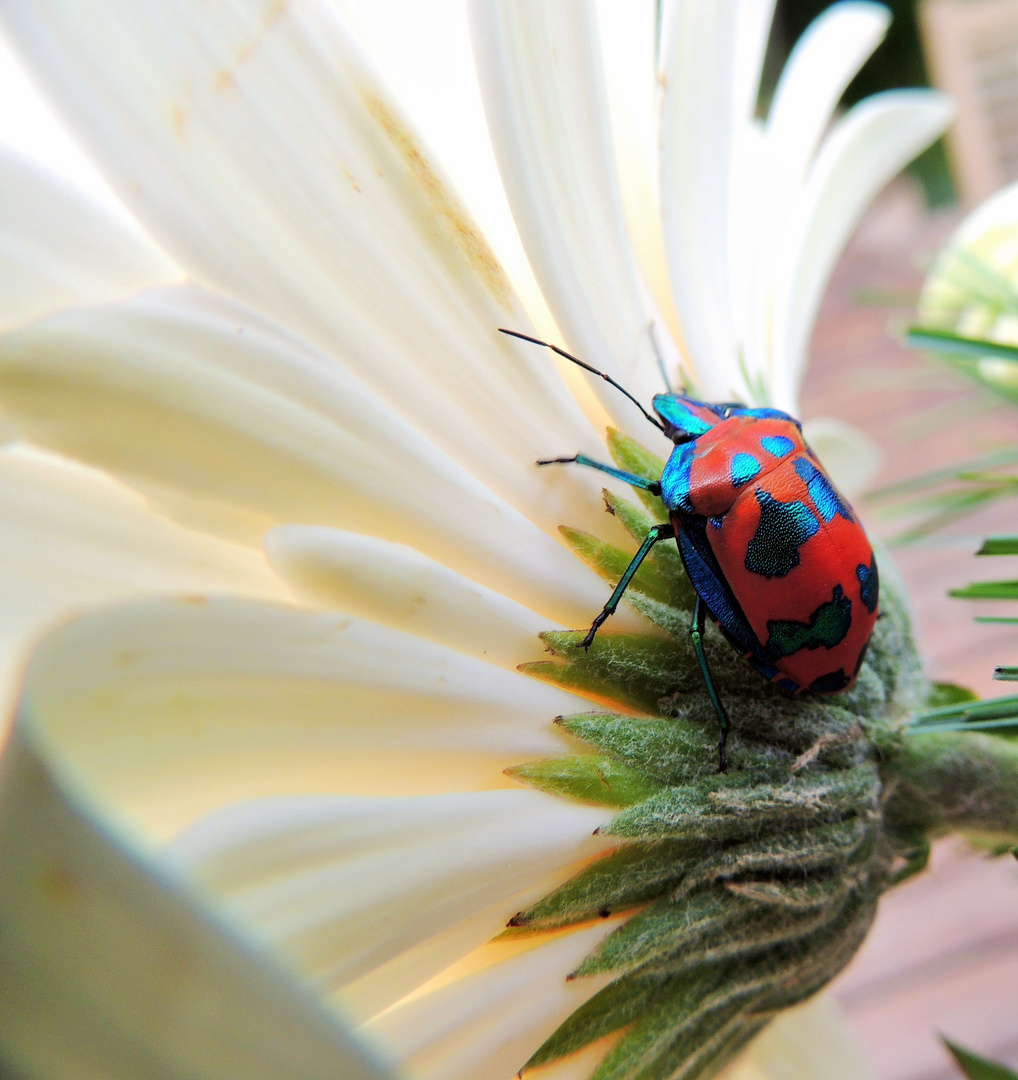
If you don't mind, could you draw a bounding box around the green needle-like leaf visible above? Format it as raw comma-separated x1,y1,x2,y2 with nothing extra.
908,693,1018,727
906,326,1018,362
979,536,1018,555
943,1038,1018,1080
950,580,1018,600
994,667,1018,682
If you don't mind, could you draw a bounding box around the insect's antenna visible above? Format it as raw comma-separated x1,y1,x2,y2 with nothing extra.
499,328,665,433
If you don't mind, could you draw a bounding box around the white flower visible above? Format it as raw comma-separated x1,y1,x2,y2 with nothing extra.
0,2,948,1079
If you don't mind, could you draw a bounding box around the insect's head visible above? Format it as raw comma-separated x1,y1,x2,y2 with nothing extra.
653,393,802,443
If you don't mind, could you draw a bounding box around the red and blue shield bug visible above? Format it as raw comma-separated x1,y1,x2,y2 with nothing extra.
500,329,879,773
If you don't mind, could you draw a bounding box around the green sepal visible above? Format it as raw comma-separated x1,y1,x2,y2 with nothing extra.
906,325,1018,362
926,681,979,708
505,755,665,808
520,631,693,715
603,766,880,843
978,536,1018,556
507,839,703,931
607,428,668,515
524,975,668,1069
723,870,852,911
571,890,738,977
675,817,874,894
557,712,724,786
943,1039,1018,1080
589,969,757,1080
530,876,879,1080
574,887,841,979
601,490,694,611
558,525,685,617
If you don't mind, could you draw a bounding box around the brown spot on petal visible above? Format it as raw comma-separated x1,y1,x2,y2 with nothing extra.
170,104,187,140
218,0,294,89
363,91,514,311
41,865,78,904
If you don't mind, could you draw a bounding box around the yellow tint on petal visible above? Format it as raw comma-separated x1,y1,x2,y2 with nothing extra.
719,995,877,1080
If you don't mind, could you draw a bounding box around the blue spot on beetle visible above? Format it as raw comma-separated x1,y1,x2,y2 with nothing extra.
760,434,794,458
794,457,853,524
744,490,819,578
659,442,696,514
856,555,879,613
730,452,761,488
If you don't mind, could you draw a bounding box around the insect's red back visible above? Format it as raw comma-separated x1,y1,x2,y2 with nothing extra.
674,416,877,693
708,448,876,692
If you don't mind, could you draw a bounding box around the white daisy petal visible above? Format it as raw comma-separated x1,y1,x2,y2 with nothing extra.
323,0,558,337
22,597,583,839
165,790,610,994
659,3,740,397
773,90,953,409
335,885,584,1021
0,284,613,625
265,525,560,668
0,724,390,1080
364,921,621,1080
469,0,680,414
0,0,603,490
0,444,286,705
766,2,891,187
0,145,179,334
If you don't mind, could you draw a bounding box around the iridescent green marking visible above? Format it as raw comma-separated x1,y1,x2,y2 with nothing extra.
766,585,853,658
744,489,819,578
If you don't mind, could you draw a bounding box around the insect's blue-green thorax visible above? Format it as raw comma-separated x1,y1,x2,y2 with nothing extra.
652,391,799,445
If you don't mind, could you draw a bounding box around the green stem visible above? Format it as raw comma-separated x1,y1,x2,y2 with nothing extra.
885,732,1018,844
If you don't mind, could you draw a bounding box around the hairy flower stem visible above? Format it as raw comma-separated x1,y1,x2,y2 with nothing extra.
884,731,1018,845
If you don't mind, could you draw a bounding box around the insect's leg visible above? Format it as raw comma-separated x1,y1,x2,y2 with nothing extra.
538,454,661,496
689,594,731,773
581,522,674,650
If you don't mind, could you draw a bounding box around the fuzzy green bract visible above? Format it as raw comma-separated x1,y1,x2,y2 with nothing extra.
509,433,1018,1080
